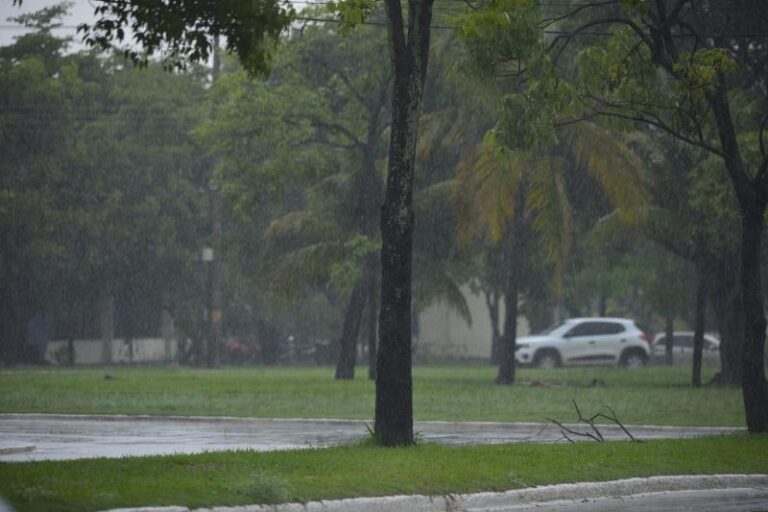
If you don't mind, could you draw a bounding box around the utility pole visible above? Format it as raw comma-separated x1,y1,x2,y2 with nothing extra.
207,35,223,368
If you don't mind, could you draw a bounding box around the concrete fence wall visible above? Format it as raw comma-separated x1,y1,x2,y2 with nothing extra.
45,337,177,365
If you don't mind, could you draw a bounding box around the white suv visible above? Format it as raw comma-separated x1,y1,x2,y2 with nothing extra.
515,317,650,368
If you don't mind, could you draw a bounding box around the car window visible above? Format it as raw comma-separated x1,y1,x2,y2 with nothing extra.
601,322,625,335
565,321,623,337
675,335,694,348
565,322,602,337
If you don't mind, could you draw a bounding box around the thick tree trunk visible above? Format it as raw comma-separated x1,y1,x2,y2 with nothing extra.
740,206,768,432
706,81,768,431
335,277,367,379
374,0,433,447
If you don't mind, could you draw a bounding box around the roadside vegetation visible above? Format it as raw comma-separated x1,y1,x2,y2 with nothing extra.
2,435,767,512
0,366,742,426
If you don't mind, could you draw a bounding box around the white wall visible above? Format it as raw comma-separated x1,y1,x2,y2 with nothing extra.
45,338,177,365
417,287,529,360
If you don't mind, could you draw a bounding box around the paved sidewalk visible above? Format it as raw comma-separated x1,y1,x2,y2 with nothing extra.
100,475,768,512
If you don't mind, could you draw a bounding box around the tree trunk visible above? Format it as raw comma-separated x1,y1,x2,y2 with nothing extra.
335,277,367,379
664,314,674,366
485,290,502,364
336,76,383,380
740,205,768,431
367,260,379,381
707,254,743,385
496,190,526,385
706,80,768,431
496,262,519,385
67,337,75,366
374,0,434,447
692,258,707,387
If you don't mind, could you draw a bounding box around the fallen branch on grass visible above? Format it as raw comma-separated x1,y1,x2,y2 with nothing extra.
546,400,641,443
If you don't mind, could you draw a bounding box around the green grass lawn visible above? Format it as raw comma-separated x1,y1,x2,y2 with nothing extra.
2,435,767,512
0,365,761,512
0,365,743,425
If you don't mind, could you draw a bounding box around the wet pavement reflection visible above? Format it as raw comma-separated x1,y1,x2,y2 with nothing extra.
0,414,743,462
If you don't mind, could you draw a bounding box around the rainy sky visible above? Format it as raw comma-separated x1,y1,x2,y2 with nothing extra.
0,0,96,47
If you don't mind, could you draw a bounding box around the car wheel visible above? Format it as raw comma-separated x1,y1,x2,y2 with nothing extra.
534,350,560,369
621,350,647,368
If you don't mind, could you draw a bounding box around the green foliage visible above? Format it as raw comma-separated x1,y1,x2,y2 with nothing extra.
327,0,377,32
78,0,295,75
456,0,539,74
329,235,381,293
1,2,73,71
619,0,649,16
0,4,214,359
673,49,739,99
195,21,392,317
456,2,572,150
687,156,741,254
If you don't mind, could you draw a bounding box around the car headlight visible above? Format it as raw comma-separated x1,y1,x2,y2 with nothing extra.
516,343,530,350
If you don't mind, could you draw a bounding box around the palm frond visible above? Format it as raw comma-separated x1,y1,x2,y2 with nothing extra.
414,255,472,326
526,155,572,294
268,241,342,302
418,109,460,161
415,180,455,219
305,171,354,208
560,122,649,222
453,133,524,247
264,210,341,249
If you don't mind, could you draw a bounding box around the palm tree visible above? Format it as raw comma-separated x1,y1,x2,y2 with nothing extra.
453,123,647,384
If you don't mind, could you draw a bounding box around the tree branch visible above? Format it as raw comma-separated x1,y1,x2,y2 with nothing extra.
547,400,640,443
545,17,654,63
539,0,618,30
307,117,365,149
575,94,724,158
306,47,372,112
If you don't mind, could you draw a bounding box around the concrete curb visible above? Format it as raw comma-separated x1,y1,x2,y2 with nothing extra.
100,474,768,512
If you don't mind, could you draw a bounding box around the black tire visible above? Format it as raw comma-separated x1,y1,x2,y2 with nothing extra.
534,350,561,369
620,349,648,368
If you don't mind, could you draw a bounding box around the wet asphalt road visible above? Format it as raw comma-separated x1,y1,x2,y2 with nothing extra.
0,414,743,461
493,488,768,511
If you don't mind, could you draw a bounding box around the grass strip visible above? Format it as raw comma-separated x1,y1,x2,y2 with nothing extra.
0,366,743,425
1,435,767,512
